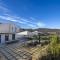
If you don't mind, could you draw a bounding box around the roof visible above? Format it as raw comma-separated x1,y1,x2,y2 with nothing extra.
16,31,31,35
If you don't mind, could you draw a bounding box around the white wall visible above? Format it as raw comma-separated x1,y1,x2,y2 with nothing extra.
0,23,17,33
0,34,16,44
9,34,12,41
17,31,28,35
16,31,34,39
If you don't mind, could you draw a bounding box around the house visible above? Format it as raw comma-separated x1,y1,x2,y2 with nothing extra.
16,31,33,39
0,23,19,44
32,31,38,35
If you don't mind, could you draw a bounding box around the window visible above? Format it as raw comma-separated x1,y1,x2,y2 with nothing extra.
0,35,1,43
12,34,15,40
5,34,9,41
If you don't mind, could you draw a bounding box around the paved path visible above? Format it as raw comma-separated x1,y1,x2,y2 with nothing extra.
0,42,32,60
32,45,48,60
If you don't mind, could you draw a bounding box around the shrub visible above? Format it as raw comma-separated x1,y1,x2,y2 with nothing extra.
48,34,60,57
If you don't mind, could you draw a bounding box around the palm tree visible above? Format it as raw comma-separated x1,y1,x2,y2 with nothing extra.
38,33,41,44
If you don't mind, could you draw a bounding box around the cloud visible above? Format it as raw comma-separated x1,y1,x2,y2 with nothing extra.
30,17,35,20
0,15,26,24
0,5,9,12
0,3,10,14
0,2,46,28
0,15,46,28
37,22,45,27
27,22,45,29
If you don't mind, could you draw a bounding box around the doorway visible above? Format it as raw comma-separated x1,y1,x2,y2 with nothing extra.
5,34,9,41
12,34,15,40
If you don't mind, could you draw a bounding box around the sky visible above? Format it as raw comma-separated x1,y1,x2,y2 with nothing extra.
0,0,60,29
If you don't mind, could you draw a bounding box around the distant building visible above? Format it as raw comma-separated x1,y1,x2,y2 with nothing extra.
16,31,33,39
0,23,19,44
32,31,38,35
